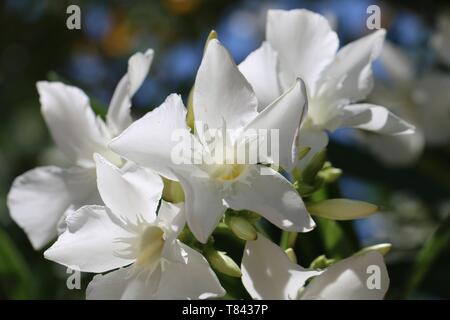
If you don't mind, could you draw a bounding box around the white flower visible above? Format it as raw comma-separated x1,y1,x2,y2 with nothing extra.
110,39,315,243
365,41,450,165
44,154,225,300
7,50,153,249
239,9,414,167
241,234,389,300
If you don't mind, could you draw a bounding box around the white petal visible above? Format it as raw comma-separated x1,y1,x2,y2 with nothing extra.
226,166,315,232
157,201,186,262
296,127,329,169
7,166,98,249
172,168,226,243
194,39,258,131
238,42,282,110
266,9,338,93
342,104,415,135
242,234,321,300
110,94,191,181
44,205,133,273
243,78,308,171
360,129,425,166
379,41,415,83
155,242,226,299
87,266,131,300
37,81,111,168
107,49,154,135
95,154,162,223
317,29,386,105
301,251,389,300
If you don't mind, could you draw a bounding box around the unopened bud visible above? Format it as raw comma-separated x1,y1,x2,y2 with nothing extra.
285,248,297,264
302,150,327,185
318,167,342,183
227,216,257,241
162,177,185,203
309,255,336,269
206,250,242,278
307,198,378,220
355,243,392,257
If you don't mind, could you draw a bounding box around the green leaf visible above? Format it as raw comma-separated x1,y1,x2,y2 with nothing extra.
0,227,33,299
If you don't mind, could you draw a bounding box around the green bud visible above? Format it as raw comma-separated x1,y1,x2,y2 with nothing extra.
355,243,392,257
285,248,297,264
162,177,185,203
307,198,378,220
309,255,336,269
226,216,257,241
301,150,327,185
318,167,342,183
206,250,242,277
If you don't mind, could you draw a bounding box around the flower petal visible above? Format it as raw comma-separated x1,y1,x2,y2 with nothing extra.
317,29,386,105
266,9,338,93
301,251,389,300
341,104,415,135
238,42,282,110
360,129,425,166
226,166,315,232
172,167,226,243
95,154,162,223
44,205,134,273
37,81,111,168
194,39,258,131
107,49,154,135
86,266,131,300
242,234,321,300
7,166,98,249
296,127,329,169
110,94,191,181
243,78,308,171
156,242,226,299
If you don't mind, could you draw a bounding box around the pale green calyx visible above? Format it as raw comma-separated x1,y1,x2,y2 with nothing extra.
307,198,379,220
205,249,242,278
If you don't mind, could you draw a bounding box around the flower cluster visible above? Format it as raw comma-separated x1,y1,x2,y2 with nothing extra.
7,9,413,300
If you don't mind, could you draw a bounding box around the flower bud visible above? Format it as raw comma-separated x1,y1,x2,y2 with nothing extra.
355,243,392,257
206,250,242,278
318,167,342,183
307,198,378,220
309,255,336,269
227,216,257,241
301,150,327,185
285,248,297,264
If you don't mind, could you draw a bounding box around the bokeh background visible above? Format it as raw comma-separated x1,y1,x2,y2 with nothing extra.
1,0,450,299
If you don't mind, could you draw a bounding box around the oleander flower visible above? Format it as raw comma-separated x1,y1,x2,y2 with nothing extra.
7,50,153,249
239,9,414,167
44,154,225,300
241,234,389,300
110,39,315,243
364,41,450,165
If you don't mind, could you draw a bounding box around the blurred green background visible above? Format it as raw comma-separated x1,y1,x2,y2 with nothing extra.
1,0,450,299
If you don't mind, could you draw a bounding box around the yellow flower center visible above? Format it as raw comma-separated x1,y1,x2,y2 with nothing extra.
135,226,164,267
